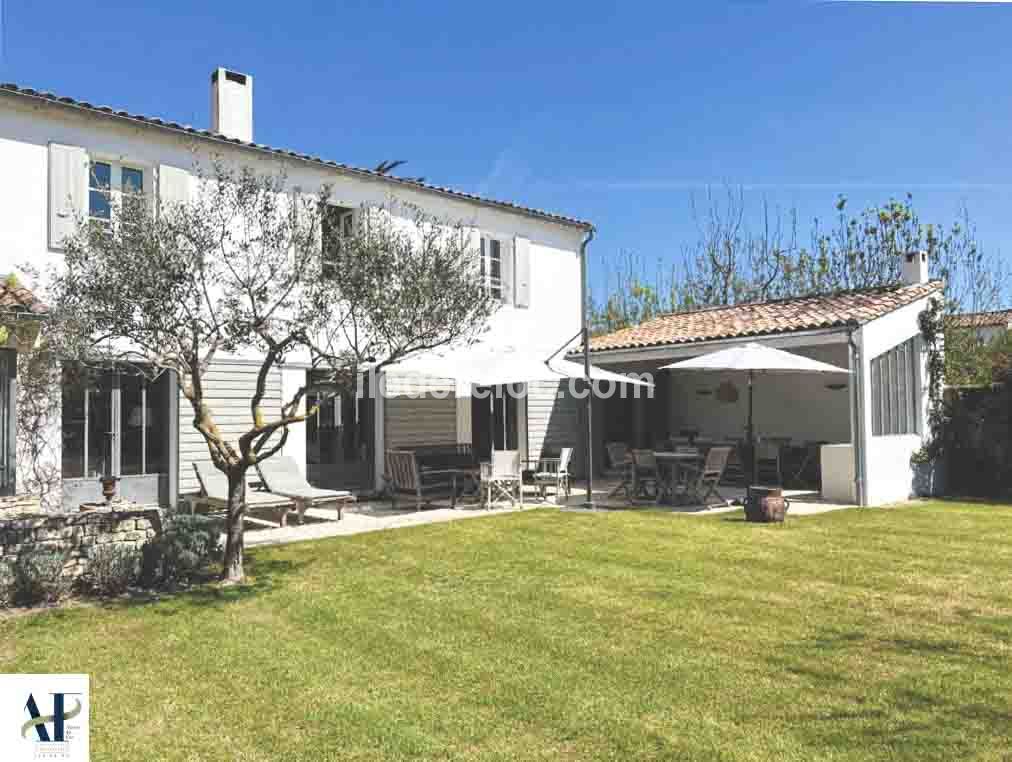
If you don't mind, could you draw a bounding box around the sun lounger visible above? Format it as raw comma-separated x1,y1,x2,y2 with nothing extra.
256,455,355,520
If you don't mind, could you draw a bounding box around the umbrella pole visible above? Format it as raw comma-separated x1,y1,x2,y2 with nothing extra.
748,370,757,488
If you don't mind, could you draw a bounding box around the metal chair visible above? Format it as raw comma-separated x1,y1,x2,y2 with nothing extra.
480,450,522,508
676,446,732,506
533,447,573,502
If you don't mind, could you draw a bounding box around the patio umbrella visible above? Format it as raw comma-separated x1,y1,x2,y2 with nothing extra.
660,343,850,487
387,343,652,388
386,342,652,456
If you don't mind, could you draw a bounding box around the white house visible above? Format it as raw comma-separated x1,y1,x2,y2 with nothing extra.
0,69,593,509
583,255,941,507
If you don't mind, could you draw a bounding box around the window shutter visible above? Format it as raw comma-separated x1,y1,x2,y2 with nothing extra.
500,237,514,305
157,164,190,215
48,143,88,250
513,236,531,308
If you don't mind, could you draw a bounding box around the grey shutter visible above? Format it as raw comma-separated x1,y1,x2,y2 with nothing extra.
513,236,531,308
500,237,514,305
48,143,88,250
157,164,190,214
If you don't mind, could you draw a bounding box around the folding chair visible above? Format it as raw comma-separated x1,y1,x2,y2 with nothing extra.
677,446,732,507
533,447,573,501
480,450,522,509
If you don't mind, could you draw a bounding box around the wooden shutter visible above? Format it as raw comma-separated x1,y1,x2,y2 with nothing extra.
157,164,190,215
513,236,531,308
48,143,88,250
500,237,514,305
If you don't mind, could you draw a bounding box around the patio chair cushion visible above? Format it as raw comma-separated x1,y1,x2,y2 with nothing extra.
192,463,292,507
257,456,353,503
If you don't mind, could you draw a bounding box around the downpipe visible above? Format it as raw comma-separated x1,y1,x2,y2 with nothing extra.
580,226,596,507
848,329,867,507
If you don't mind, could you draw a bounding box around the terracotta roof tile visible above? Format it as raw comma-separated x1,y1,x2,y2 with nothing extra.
0,82,592,231
589,281,943,352
0,281,46,315
946,309,1012,329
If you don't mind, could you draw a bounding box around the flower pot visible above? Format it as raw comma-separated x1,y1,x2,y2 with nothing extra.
99,475,120,504
744,486,790,523
912,460,945,498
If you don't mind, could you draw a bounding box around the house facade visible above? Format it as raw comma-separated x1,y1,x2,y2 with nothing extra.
582,255,941,507
0,69,592,509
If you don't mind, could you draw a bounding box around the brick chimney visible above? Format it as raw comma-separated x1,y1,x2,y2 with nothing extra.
210,68,253,142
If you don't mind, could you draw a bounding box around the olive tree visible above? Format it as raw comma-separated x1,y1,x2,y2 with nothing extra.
48,160,495,582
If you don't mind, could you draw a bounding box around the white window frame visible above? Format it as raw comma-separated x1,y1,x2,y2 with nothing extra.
870,336,920,436
479,234,504,301
88,158,153,222
321,204,356,277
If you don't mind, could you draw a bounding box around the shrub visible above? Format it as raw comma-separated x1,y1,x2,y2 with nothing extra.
82,544,140,597
10,550,73,606
0,559,13,608
140,515,221,588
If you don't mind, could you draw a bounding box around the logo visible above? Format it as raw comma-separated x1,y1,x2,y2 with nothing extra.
2,675,89,761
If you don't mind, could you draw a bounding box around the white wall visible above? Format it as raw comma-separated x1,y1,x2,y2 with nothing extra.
820,443,856,504
864,434,921,505
665,343,852,444
0,90,586,497
856,295,935,506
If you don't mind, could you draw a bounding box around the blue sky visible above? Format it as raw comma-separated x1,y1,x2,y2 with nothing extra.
2,0,1011,301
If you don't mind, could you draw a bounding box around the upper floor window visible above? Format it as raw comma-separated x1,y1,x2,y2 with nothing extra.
321,205,355,277
480,236,503,300
89,161,146,222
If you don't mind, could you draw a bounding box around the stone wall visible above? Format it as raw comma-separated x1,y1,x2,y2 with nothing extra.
0,507,163,578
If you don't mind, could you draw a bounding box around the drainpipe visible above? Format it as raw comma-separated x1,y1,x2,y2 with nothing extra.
848,329,866,506
580,226,596,508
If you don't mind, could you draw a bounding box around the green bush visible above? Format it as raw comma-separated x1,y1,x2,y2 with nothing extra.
82,544,140,597
140,515,221,588
10,550,73,606
0,559,13,608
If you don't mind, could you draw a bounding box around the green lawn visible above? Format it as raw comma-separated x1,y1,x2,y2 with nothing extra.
3,503,1012,761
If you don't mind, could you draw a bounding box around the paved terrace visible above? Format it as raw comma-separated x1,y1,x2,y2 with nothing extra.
239,479,854,549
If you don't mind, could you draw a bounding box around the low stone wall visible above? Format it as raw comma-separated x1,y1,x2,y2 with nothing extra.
0,507,163,578
0,494,43,518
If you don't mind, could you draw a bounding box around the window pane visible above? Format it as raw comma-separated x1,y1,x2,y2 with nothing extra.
61,368,86,478
89,161,111,190
489,240,501,279
121,167,144,195
89,189,111,219
871,357,881,436
145,373,170,474
120,374,144,476
61,368,113,478
87,374,114,477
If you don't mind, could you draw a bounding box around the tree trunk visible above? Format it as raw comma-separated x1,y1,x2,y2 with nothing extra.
222,466,248,583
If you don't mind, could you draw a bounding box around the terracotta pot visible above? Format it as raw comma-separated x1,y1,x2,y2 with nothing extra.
100,476,119,504
744,486,789,523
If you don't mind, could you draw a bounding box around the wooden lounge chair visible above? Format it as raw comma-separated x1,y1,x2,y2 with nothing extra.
188,462,296,526
676,446,732,507
256,455,355,521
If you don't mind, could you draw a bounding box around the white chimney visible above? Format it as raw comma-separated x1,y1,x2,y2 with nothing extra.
901,250,929,286
210,68,253,142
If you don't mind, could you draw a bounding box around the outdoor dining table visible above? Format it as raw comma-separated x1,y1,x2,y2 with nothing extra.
653,451,704,505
